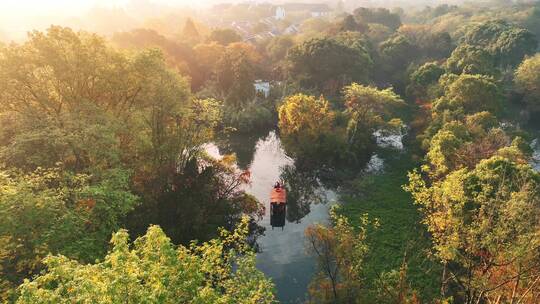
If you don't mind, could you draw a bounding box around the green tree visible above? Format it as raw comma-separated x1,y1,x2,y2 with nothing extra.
0,26,218,179
286,37,372,95
515,53,540,112
425,116,515,176
433,74,503,116
207,28,242,46
215,43,260,107
380,34,417,70
279,94,335,147
397,25,453,60
300,18,332,35
334,31,373,58
522,5,540,43
343,83,405,146
366,23,393,45
337,14,367,33
406,157,540,304
446,44,496,76
111,28,196,73
265,35,295,79
16,218,275,303
354,7,402,31
278,94,346,168
130,154,264,245
266,35,295,62
461,20,537,67
378,34,418,89
407,62,445,100
193,41,226,83
0,168,137,301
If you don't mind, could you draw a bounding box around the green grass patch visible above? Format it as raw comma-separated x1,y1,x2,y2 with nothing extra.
339,148,442,301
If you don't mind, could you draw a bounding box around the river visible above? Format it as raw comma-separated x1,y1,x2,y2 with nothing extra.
205,128,408,303
206,131,336,303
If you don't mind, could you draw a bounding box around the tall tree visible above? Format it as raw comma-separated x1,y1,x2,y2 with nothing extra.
407,62,445,100
215,42,261,107
182,18,200,41
306,207,378,303
278,93,341,168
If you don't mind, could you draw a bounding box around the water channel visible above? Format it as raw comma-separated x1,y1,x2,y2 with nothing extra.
206,131,335,303
205,127,410,303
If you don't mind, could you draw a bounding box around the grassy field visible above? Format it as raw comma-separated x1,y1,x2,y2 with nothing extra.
338,147,442,301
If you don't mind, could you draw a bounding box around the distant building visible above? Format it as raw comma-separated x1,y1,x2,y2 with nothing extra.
245,31,276,44
280,3,332,18
254,80,271,98
231,21,253,37
283,24,300,35
275,6,286,20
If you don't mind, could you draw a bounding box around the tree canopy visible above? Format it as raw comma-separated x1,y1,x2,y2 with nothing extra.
446,44,496,76
0,167,137,300
515,53,540,111
406,157,540,303
461,20,537,67
354,7,402,31
286,37,372,95
16,218,275,304
207,28,242,46
433,74,503,116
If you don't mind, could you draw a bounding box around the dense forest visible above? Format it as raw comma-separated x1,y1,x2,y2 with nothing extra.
1,0,540,303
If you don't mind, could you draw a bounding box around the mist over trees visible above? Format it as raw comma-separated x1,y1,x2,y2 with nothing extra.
1,0,540,303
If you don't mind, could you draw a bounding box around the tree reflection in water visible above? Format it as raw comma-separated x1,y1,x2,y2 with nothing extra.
215,127,272,169
280,165,330,223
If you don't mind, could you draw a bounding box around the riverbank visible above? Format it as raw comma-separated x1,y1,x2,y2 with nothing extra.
339,148,441,300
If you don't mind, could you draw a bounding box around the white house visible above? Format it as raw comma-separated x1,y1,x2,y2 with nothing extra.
310,10,330,18
275,6,286,20
254,80,271,98
283,24,299,35
308,4,332,18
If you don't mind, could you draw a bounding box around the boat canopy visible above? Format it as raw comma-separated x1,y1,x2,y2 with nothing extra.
270,188,286,203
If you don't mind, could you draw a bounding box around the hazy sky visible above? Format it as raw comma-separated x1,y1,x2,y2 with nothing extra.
1,0,210,16
0,0,219,40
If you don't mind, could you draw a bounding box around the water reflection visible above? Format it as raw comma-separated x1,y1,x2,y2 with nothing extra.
280,165,329,224
270,203,287,229
214,128,271,169
531,138,540,172
206,130,336,303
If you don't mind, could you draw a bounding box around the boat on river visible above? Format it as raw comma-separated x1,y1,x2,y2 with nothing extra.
270,182,287,230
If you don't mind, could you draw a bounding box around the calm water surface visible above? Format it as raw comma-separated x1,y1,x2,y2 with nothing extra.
206,131,336,303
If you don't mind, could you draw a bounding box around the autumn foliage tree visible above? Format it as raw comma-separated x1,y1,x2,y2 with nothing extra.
16,218,275,304
406,157,540,304
306,207,378,303
278,94,337,165
0,26,244,300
